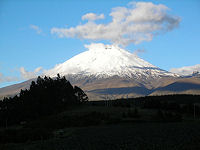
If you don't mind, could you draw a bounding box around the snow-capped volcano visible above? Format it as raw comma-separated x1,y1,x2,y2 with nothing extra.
2,43,200,101
46,43,176,78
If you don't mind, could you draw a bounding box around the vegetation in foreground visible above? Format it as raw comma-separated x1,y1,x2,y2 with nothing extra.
0,75,200,149
0,74,88,127
1,104,200,150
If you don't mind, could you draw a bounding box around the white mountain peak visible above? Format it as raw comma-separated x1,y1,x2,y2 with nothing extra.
46,43,177,78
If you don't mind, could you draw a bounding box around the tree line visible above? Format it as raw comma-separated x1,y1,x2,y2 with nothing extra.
0,74,88,127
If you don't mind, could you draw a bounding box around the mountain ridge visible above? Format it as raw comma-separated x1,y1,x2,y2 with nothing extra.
1,75,200,100
1,43,200,100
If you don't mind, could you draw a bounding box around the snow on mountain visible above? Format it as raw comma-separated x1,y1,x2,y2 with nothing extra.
46,43,177,79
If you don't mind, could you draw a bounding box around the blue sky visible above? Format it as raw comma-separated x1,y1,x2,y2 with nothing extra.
0,0,200,88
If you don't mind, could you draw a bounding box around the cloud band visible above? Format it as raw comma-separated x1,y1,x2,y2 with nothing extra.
51,2,180,46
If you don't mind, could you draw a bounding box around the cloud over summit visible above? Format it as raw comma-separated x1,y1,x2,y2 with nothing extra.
51,2,180,46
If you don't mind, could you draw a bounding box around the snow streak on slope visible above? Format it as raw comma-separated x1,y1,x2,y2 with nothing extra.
46,43,177,78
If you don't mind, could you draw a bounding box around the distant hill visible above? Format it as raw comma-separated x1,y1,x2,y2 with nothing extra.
1,76,200,100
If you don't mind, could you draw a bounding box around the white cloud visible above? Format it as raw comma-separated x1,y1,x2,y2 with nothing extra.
0,72,19,83
30,24,42,34
170,64,200,76
51,2,180,46
19,67,43,80
82,13,104,21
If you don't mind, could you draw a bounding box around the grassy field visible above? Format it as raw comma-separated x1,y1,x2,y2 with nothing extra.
1,122,200,150
1,104,200,150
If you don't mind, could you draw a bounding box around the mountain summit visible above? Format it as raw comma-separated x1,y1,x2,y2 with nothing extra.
46,43,176,79
1,43,200,100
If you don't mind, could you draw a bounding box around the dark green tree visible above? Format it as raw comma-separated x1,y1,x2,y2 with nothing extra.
0,75,88,127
